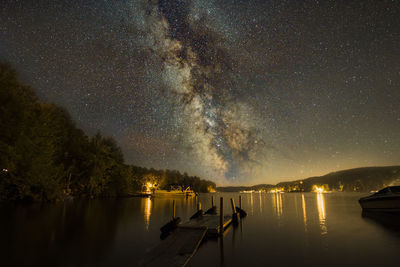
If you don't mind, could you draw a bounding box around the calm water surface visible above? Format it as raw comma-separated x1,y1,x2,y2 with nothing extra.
1,193,399,266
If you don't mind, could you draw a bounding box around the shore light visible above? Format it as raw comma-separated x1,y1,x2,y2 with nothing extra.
314,186,324,193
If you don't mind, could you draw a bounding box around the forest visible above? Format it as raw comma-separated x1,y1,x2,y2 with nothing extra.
0,62,215,201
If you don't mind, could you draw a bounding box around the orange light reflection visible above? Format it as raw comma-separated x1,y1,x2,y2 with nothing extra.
144,197,152,231
317,192,327,235
301,194,307,232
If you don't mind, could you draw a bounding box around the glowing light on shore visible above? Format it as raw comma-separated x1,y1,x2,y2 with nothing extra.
208,186,216,193
269,188,284,193
313,185,324,193
145,182,153,193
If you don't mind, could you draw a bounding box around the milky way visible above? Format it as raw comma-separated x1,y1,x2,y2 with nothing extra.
1,0,399,184
141,0,265,182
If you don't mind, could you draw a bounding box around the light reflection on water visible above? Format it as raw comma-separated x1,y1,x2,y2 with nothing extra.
294,194,299,216
250,192,254,215
191,192,400,266
316,192,328,235
272,192,283,217
143,197,152,231
302,193,307,232
1,193,400,266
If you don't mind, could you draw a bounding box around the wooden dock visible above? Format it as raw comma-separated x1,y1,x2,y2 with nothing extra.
140,197,242,267
141,215,232,267
179,214,232,236
141,227,208,267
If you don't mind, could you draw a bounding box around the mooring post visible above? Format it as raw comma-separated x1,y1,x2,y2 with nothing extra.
231,198,240,226
220,197,224,235
230,198,237,214
172,200,176,219
239,195,242,209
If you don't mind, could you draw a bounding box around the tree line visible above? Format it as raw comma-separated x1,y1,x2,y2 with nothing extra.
217,166,400,192
0,62,215,201
275,166,400,192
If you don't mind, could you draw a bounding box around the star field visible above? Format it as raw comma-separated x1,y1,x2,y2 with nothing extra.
1,0,399,185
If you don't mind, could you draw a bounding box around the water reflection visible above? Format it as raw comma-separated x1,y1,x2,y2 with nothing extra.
259,192,262,213
362,211,400,237
250,192,254,215
3,193,400,267
143,197,152,231
273,193,283,217
316,192,327,235
186,195,195,215
301,194,307,232
0,199,132,266
219,234,225,266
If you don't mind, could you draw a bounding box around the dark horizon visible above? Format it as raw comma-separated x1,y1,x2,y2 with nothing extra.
1,0,399,185
216,165,400,188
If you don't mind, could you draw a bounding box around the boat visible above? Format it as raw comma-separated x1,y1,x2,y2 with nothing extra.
359,186,400,212
154,186,196,197
184,188,196,197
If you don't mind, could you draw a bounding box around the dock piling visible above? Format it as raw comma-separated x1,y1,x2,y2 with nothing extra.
153,196,235,266
172,200,176,219
220,197,224,235
205,196,217,215
160,200,181,239
231,198,240,226
230,198,237,214
236,195,247,218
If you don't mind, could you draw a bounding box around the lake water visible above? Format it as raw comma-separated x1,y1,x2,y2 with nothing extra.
1,192,399,266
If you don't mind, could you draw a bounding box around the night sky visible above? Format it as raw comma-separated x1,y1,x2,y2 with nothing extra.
1,0,399,185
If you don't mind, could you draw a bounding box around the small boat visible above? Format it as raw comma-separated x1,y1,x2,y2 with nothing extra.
184,187,196,197
154,187,196,197
359,186,400,212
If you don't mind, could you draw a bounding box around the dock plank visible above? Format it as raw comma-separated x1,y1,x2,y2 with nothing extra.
179,215,232,236
140,215,233,266
140,227,207,267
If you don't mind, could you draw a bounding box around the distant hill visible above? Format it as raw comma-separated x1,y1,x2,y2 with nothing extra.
217,166,400,192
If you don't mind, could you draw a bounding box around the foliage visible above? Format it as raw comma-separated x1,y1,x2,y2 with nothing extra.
134,169,216,193
0,62,215,201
